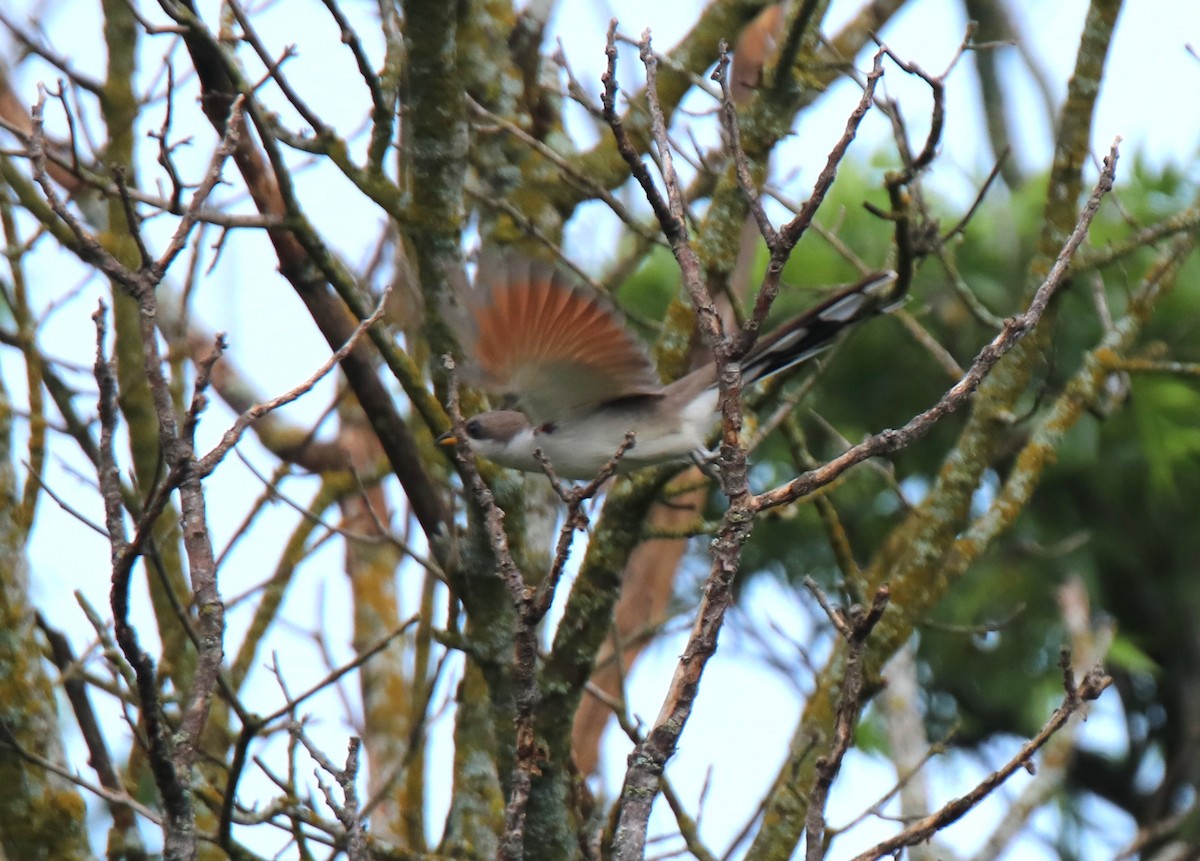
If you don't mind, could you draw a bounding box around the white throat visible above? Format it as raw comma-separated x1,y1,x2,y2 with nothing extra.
471,389,719,479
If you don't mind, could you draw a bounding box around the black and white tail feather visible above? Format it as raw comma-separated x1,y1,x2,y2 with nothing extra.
442,259,904,478
741,270,902,384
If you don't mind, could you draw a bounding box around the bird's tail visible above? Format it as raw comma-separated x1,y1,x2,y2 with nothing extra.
741,270,902,384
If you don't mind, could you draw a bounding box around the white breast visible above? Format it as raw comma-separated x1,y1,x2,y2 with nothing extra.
482,390,719,479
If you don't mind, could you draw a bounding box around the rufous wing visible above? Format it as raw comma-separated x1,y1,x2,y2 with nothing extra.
461,254,661,423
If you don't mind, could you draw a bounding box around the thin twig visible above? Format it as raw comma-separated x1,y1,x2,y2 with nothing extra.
442,355,538,861
754,140,1121,512
197,287,391,476
802,582,891,861
848,662,1111,861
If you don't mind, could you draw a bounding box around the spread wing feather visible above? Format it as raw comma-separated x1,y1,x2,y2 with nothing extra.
461,253,660,423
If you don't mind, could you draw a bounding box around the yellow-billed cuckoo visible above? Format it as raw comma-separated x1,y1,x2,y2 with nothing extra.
440,255,900,479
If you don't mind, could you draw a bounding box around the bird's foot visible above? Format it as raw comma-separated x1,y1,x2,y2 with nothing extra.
689,447,722,480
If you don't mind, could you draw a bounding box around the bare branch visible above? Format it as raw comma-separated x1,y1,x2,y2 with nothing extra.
754,140,1121,512
803,583,890,861
849,663,1111,861
197,288,390,476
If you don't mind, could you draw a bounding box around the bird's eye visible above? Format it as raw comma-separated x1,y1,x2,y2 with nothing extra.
466,419,482,438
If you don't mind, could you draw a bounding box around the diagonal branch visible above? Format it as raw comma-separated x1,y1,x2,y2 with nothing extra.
753,140,1120,512
849,662,1111,861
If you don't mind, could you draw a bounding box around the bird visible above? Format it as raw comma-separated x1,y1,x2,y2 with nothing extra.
439,254,901,479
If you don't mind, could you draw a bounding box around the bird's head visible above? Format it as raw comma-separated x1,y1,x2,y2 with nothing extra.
438,410,537,467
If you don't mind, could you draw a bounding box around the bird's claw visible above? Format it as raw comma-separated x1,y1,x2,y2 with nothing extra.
690,447,722,480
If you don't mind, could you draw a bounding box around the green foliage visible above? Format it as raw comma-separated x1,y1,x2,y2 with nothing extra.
1132,378,1200,494
1105,633,1158,677
614,154,1200,830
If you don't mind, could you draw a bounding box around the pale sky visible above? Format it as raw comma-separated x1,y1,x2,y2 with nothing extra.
5,1,1198,857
